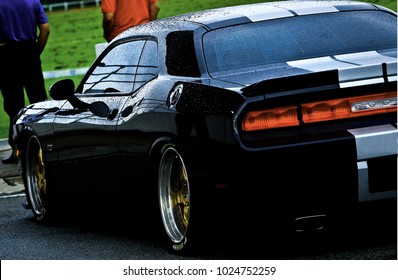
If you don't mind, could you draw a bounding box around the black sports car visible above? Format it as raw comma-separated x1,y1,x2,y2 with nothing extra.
12,0,397,252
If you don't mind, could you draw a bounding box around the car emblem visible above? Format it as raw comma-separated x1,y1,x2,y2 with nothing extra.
46,144,54,152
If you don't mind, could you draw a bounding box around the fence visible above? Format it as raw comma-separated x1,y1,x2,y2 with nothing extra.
43,0,101,12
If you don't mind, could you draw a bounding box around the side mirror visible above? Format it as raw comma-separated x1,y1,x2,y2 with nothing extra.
49,79,110,118
49,79,75,100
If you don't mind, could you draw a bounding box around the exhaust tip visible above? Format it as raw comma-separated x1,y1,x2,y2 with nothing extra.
294,215,327,233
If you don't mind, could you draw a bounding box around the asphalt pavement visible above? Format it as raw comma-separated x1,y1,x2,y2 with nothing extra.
0,139,24,196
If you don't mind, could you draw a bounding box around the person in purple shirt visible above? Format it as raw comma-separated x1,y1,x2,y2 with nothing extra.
0,0,50,164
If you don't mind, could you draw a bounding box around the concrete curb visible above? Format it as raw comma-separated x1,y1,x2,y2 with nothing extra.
0,139,24,196
0,138,10,152
43,67,89,79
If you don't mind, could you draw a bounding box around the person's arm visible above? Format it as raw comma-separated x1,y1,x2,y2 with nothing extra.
37,22,50,54
102,12,115,42
149,2,160,21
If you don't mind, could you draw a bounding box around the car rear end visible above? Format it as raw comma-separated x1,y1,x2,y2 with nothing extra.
234,72,396,226
202,3,397,230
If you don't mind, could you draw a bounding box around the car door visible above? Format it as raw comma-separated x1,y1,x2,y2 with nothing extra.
52,38,155,205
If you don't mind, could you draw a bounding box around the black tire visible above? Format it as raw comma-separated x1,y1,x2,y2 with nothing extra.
24,135,53,222
158,143,194,252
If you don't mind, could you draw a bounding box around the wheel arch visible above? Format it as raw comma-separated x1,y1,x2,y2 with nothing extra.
148,136,173,162
14,125,35,157
148,136,199,177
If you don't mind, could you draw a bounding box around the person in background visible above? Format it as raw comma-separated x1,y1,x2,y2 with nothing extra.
0,0,50,164
101,0,160,42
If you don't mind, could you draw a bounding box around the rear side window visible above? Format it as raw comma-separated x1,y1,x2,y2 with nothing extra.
203,11,397,75
166,31,201,77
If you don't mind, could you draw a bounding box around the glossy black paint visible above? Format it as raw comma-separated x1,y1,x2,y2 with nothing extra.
12,1,397,228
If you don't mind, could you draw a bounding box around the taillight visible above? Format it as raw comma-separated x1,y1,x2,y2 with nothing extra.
242,106,299,131
242,92,397,132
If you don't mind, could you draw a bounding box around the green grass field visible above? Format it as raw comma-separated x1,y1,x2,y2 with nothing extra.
0,0,396,138
41,0,275,71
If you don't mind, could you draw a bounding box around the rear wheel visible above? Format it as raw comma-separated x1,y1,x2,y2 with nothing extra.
24,136,51,221
158,144,191,251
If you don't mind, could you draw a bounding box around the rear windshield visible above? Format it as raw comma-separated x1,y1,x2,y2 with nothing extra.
203,10,397,75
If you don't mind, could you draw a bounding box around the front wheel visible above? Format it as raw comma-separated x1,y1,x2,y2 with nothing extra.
24,136,52,222
158,144,191,251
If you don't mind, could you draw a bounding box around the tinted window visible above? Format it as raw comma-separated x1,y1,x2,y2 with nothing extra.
203,11,397,75
166,31,201,77
82,39,158,94
133,40,158,91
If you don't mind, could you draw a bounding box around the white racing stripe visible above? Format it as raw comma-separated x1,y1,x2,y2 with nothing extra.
288,51,396,72
348,124,397,161
287,56,351,72
335,51,397,66
286,5,339,15
348,124,397,202
338,65,386,88
287,51,397,87
242,6,293,22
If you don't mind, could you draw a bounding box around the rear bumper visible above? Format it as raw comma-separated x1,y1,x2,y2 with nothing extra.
207,122,397,222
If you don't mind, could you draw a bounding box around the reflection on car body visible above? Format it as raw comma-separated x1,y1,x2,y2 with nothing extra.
12,1,397,253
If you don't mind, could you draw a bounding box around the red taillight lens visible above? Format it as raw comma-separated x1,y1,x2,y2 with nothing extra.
242,106,299,131
242,92,397,132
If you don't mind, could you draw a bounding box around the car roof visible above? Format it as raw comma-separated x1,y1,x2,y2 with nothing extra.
167,0,378,26
117,0,382,39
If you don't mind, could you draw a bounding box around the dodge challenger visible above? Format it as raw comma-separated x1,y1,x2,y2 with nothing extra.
12,0,397,252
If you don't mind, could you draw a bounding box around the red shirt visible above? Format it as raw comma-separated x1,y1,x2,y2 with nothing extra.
101,0,158,41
